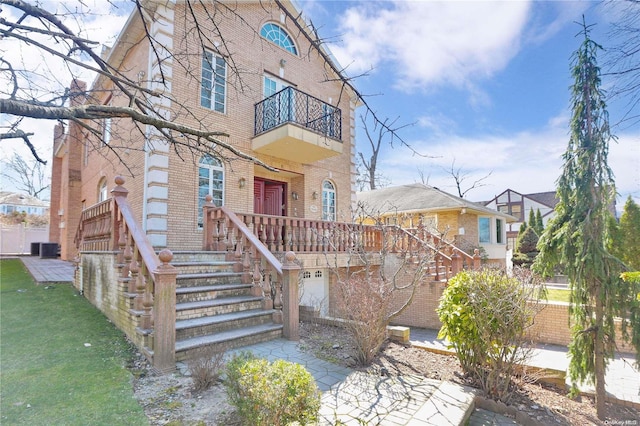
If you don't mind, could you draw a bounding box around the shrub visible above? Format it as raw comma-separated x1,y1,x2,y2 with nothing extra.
224,352,321,425
437,267,544,402
187,346,226,392
334,271,392,366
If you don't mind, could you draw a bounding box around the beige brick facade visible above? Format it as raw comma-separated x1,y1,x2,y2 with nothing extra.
50,0,357,258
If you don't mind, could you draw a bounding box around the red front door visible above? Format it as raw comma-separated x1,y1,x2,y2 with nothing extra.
254,179,285,216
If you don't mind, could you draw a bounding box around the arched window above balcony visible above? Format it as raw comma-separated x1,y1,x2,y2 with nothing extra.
260,22,298,55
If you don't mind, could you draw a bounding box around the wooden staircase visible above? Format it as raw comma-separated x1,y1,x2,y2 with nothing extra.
170,251,283,361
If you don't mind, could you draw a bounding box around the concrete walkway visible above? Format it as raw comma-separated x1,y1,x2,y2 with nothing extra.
18,255,76,284
410,328,640,409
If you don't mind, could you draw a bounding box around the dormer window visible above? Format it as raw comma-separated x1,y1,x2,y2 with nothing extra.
260,23,297,55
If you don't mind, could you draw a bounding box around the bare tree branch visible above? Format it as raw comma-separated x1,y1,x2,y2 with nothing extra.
443,158,493,198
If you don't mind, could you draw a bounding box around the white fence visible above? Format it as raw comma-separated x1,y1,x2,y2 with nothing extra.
0,223,50,255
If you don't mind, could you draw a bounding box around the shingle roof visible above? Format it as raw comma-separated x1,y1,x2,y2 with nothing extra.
525,191,558,208
0,192,49,207
356,184,515,220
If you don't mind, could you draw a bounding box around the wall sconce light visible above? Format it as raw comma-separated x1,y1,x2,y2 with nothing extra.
312,191,318,200
238,177,246,188
291,191,299,200
280,59,287,67
460,207,467,214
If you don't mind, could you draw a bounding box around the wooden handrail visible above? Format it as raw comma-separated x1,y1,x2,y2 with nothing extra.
218,205,282,275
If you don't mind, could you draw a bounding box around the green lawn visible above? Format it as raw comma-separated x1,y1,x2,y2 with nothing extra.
0,259,148,425
545,288,571,303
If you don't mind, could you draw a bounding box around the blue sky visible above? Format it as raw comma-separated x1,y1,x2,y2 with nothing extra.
1,0,638,211
298,0,639,207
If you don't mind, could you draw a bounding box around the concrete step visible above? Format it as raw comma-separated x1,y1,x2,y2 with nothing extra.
175,283,253,303
171,260,236,274
176,271,244,287
175,323,283,361
175,309,275,340
176,295,264,320
168,251,227,263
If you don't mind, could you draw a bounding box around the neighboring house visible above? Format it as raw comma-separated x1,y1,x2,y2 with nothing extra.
356,184,516,266
0,192,49,216
482,189,558,250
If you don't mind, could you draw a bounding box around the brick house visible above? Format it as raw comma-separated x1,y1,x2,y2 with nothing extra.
357,184,516,266
48,0,481,372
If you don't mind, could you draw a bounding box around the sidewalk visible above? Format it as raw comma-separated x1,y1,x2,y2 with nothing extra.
410,328,640,409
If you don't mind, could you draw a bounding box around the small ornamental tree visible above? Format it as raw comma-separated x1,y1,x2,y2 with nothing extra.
614,197,640,270
512,226,539,268
528,209,537,234
437,267,544,402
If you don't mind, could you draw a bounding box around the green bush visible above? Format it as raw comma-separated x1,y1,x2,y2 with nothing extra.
224,352,321,425
437,268,544,402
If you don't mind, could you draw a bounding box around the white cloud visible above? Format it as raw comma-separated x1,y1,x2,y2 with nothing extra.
331,1,532,92
379,114,640,207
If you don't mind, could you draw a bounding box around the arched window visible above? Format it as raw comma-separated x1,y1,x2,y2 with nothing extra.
98,178,108,202
322,180,336,221
198,154,224,227
260,23,298,55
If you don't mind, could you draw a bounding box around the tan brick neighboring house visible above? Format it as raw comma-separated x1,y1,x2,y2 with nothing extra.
357,184,517,266
50,0,358,260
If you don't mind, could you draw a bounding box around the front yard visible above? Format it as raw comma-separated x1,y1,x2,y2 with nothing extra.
0,259,148,425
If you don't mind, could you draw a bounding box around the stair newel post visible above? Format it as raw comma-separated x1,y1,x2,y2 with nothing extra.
452,251,462,275
282,251,300,340
473,249,481,270
151,249,177,374
203,194,215,250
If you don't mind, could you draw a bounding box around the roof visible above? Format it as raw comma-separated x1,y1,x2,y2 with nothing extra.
356,184,516,221
525,191,558,208
0,192,49,207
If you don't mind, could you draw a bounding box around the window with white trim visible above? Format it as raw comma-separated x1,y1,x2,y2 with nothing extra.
198,154,224,227
322,180,336,221
201,51,227,113
260,23,298,55
478,217,490,243
98,178,108,202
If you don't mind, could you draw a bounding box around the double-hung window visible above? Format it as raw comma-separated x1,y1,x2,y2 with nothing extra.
201,51,227,113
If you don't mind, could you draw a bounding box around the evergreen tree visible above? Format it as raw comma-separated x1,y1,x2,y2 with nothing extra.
617,197,640,270
534,209,544,236
518,221,527,237
534,20,639,419
513,226,539,268
528,209,536,234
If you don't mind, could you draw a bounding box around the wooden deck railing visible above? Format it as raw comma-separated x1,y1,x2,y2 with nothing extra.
76,177,177,373
202,205,479,282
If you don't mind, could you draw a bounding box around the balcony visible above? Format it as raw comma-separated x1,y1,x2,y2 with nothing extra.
253,87,343,164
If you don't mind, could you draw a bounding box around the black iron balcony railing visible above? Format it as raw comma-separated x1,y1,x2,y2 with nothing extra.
254,87,342,141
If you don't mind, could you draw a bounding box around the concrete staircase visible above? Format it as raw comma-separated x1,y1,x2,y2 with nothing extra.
170,251,283,361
